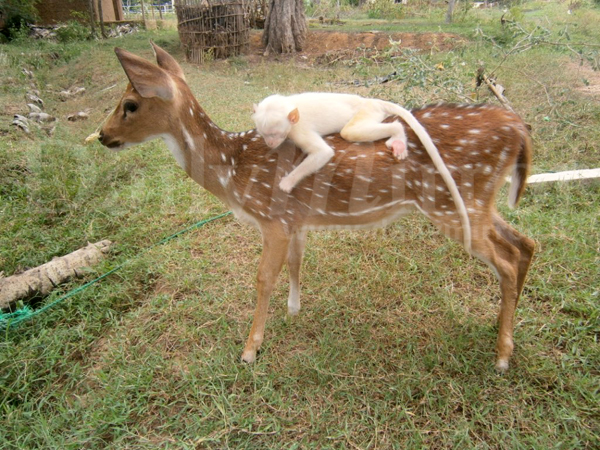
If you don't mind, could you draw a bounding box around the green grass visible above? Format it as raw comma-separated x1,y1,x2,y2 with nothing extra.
1,2,599,448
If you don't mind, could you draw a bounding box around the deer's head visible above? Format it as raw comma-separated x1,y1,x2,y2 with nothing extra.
99,42,188,150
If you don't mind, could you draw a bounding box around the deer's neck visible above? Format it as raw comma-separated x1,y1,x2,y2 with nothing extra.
160,97,250,205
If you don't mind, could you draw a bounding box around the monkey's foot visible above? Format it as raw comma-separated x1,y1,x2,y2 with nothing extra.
387,138,408,160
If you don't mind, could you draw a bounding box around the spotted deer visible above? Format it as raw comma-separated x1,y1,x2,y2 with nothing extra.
98,43,535,372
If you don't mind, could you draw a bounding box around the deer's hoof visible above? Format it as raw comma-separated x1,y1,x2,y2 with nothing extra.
241,349,257,364
495,358,510,373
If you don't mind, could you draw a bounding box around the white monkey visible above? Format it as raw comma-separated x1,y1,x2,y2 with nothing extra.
252,92,473,253
252,93,409,193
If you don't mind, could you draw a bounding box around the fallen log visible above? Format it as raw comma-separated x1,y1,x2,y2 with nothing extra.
0,240,113,309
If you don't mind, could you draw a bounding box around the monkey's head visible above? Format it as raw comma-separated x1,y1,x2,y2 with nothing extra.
252,95,299,149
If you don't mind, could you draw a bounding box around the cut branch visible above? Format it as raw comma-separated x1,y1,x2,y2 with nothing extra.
0,240,113,309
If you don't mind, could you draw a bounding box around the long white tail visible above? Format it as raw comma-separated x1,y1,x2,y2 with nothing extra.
382,101,472,253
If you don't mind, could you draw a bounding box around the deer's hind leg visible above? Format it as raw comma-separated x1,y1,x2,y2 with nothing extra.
493,214,535,302
470,221,526,372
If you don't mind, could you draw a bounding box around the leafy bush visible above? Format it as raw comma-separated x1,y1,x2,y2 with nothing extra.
367,0,404,20
55,20,90,43
0,0,38,40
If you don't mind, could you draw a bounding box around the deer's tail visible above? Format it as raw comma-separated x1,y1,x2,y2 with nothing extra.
508,125,533,208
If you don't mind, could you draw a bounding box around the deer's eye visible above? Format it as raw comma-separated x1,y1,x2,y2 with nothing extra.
123,101,138,116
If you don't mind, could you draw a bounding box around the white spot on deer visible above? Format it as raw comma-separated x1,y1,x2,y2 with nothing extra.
454,146,463,152
469,129,481,135
218,173,231,187
455,115,463,120
221,153,227,163
182,127,196,151
252,137,259,142
189,107,194,117
483,165,493,175
161,134,187,172
422,111,432,119
242,145,248,151
463,164,473,170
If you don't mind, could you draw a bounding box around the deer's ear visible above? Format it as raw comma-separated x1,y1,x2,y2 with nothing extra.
115,47,174,100
150,41,186,81
288,108,300,124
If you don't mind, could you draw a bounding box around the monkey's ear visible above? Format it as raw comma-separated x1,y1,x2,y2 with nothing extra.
288,108,300,124
252,103,258,113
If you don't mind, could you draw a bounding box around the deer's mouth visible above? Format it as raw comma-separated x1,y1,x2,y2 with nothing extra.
98,131,124,150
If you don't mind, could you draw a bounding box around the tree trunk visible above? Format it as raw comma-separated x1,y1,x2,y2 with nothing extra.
87,0,97,38
445,0,456,24
97,0,108,38
262,0,307,55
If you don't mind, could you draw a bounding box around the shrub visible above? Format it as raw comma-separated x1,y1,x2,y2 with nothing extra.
0,0,38,41
55,20,90,43
367,0,404,20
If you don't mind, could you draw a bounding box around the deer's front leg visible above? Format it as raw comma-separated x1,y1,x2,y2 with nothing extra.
287,229,307,316
241,227,291,363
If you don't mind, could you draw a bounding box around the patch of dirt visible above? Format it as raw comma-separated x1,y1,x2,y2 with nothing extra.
249,30,465,62
567,61,600,97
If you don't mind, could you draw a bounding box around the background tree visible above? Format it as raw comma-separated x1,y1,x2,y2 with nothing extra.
445,0,456,24
0,0,38,40
262,0,307,55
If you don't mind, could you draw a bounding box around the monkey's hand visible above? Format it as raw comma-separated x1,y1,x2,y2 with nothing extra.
279,175,296,193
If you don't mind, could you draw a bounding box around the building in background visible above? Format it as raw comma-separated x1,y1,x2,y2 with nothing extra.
36,0,124,25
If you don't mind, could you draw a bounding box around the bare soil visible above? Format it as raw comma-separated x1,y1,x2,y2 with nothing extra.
249,30,465,62
567,61,600,97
